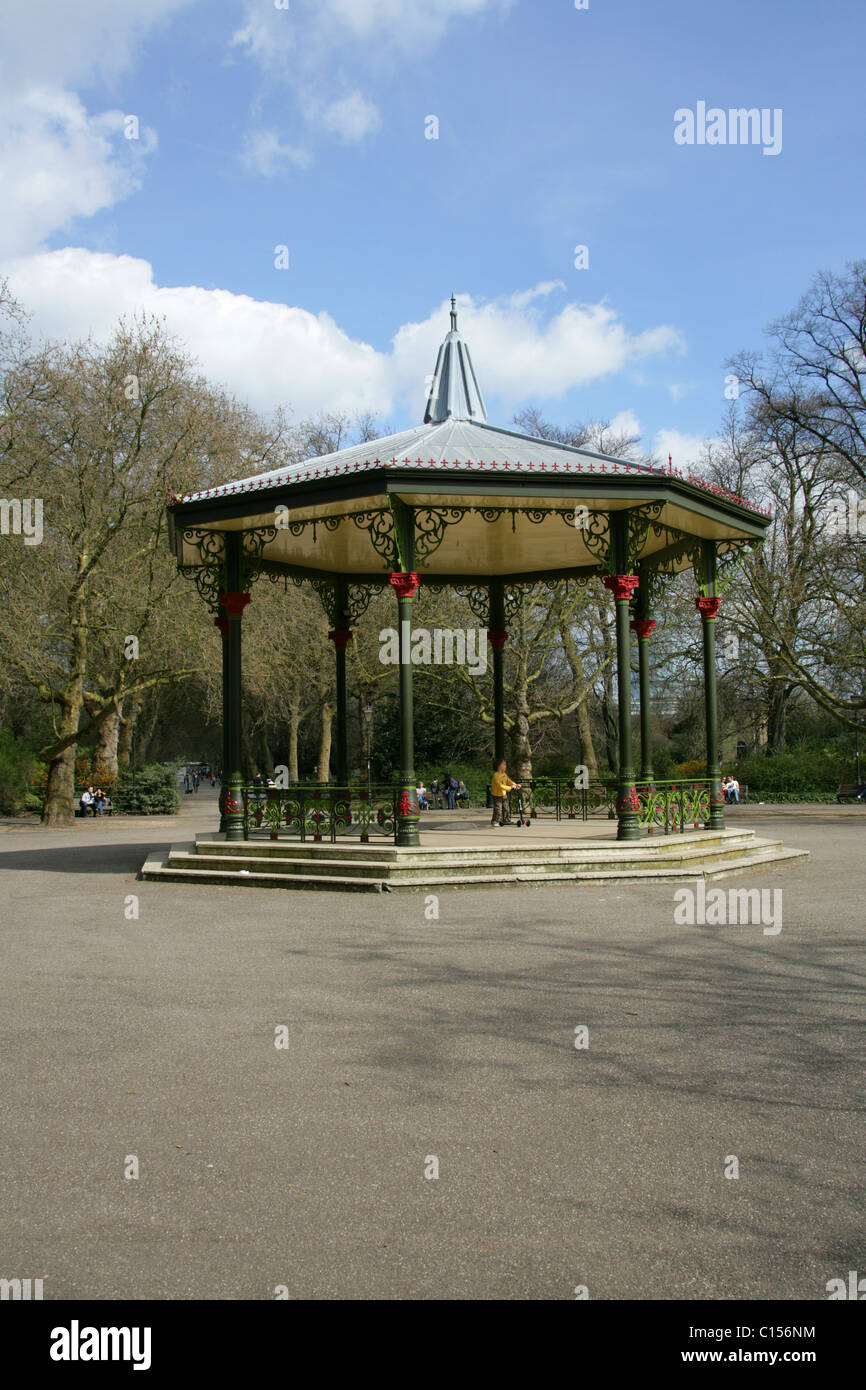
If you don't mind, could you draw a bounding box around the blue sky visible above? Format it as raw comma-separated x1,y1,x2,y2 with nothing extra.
2,0,864,463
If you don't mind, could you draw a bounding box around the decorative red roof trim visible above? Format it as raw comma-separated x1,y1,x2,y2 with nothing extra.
175,452,771,515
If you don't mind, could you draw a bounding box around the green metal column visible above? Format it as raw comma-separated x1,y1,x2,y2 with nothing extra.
604,513,641,841
221,532,250,841
698,541,725,830
332,576,350,788
488,579,507,764
391,500,419,848
631,575,656,782
215,603,229,831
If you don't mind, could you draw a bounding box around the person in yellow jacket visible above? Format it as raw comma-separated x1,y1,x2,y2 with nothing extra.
491,759,521,826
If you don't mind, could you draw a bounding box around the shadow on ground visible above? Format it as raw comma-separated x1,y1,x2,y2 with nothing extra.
0,841,173,875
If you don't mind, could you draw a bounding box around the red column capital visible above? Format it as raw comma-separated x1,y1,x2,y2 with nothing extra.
328,628,353,648
696,595,722,620
219,591,251,619
629,617,657,640
389,571,419,599
603,574,640,602
487,629,509,650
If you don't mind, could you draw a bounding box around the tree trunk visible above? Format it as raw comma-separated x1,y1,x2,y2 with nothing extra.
258,728,274,779
766,677,789,752
41,596,87,826
135,692,160,764
558,623,599,779
43,743,78,827
317,701,334,783
287,699,300,781
601,680,618,774
92,700,122,782
510,653,533,782
117,702,136,767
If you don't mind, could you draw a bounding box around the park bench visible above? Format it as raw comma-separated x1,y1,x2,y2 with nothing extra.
836,782,866,803
74,790,114,817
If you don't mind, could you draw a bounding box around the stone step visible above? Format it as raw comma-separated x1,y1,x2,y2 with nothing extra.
191,827,758,865
141,841,808,892
375,848,809,890
194,825,751,854
141,851,384,892
168,835,770,881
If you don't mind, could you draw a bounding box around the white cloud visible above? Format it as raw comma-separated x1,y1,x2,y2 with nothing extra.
0,0,194,94
231,0,511,166
321,0,511,42
1,249,391,417
0,89,158,259
0,0,190,256
232,0,512,65
609,409,642,439
241,129,312,177
392,288,685,404
667,381,694,403
2,254,687,428
653,428,712,470
319,93,381,143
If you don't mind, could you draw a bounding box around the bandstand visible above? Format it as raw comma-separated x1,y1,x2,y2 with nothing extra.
144,299,805,891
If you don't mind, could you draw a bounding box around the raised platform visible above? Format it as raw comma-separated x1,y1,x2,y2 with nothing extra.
140,819,808,892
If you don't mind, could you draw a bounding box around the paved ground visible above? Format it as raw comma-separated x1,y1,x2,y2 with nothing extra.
0,791,863,1300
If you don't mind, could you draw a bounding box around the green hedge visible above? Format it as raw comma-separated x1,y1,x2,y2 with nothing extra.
114,763,180,815
0,729,40,815
732,748,847,799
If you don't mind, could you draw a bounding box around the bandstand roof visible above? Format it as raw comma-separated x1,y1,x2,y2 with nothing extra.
168,298,771,586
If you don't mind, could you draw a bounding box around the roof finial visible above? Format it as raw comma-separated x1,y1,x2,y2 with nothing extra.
424,292,487,424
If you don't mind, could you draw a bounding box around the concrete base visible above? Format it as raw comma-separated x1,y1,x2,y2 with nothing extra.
141,824,809,893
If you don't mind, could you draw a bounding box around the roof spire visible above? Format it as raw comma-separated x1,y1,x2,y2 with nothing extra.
423,294,487,425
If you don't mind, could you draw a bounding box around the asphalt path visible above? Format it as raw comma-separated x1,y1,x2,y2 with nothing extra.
0,796,862,1299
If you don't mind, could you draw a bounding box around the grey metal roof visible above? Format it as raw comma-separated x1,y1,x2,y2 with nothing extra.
423,294,487,423
175,302,770,520
181,416,661,503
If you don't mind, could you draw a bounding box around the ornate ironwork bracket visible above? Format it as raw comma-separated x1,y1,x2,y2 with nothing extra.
347,580,388,624
451,584,491,625
625,502,665,571
352,508,397,568
715,538,753,595
241,526,278,590
565,510,611,571
413,506,464,567
179,528,226,613
285,515,342,543
306,576,339,626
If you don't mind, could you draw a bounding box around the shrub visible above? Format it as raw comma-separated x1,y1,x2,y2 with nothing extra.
0,729,41,815
673,758,708,780
733,747,841,799
114,763,180,815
